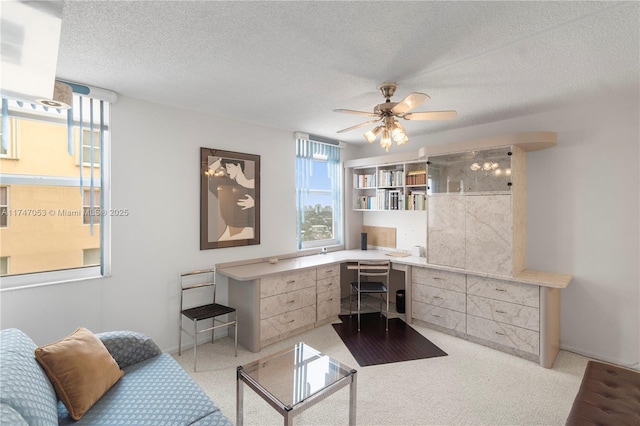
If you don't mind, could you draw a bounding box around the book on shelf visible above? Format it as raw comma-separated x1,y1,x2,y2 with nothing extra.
406,190,425,210
406,170,427,186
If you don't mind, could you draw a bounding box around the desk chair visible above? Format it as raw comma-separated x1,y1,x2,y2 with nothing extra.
349,260,391,331
179,269,237,371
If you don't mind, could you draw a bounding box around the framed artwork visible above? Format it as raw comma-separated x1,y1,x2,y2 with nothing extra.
200,147,260,249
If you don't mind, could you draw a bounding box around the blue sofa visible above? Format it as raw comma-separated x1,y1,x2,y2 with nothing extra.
0,328,232,425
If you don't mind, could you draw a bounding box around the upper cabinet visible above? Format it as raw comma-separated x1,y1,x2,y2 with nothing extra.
426,146,527,276
427,147,513,194
352,161,427,211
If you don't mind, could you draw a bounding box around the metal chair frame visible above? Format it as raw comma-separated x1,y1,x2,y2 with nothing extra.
179,268,237,371
349,260,391,331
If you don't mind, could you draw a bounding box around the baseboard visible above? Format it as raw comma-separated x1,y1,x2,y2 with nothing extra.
560,344,639,370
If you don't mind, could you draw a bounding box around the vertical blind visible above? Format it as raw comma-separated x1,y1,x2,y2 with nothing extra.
295,136,342,249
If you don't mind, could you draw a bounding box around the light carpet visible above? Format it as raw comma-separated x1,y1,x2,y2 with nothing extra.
173,320,590,426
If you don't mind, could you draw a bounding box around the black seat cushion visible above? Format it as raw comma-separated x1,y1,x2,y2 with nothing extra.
181,303,235,321
351,281,387,293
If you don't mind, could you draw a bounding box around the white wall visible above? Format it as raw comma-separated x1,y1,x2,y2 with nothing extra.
0,96,308,351
356,92,640,367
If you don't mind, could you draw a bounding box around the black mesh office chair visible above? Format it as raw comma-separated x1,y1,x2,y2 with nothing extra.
179,269,237,371
349,260,391,331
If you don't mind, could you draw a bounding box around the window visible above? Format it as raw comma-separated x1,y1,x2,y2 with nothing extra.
0,186,7,228
0,257,8,276
82,189,100,225
0,117,18,159
77,127,101,167
83,248,100,266
0,86,112,288
295,136,343,249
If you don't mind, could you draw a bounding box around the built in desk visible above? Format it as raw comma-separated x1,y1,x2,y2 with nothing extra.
216,249,571,368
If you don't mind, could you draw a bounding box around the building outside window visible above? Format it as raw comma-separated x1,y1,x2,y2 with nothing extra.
295,135,343,250
0,257,8,276
83,248,100,266
83,189,100,225
0,87,112,288
0,186,7,228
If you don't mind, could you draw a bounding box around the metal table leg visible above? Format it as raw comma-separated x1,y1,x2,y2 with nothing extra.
349,369,357,426
236,366,244,426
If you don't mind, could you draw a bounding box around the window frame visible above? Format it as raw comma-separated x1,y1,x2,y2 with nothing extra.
295,136,344,251
0,90,112,290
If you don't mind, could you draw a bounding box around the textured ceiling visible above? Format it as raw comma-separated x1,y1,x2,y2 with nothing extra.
56,1,639,145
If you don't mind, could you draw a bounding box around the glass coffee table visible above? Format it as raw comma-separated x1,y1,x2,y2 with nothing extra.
236,342,357,425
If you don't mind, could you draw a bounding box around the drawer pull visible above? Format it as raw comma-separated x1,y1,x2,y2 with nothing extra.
433,296,442,299
432,277,443,280
495,331,505,336
495,310,507,314
327,298,333,301
325,269,333,273
286,280,296,284
286,300,295,304
495,288,507,292
285,319,295,323
432,314,442,318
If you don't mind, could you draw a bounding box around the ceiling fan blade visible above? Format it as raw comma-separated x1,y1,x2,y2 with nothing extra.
333,108,379,118
391,92,429,115
336,119,381,133
403,110,457,121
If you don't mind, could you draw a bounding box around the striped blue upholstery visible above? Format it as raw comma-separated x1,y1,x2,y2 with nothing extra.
0,329,58,426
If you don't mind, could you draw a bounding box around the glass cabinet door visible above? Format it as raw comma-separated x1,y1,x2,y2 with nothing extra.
427,147,513,194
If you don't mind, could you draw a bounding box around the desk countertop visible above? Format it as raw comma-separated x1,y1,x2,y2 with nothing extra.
216,249,572,289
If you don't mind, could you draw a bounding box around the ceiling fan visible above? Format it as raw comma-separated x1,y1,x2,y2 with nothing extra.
334,82,457,151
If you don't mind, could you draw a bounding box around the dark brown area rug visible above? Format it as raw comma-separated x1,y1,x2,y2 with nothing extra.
332,313,447,367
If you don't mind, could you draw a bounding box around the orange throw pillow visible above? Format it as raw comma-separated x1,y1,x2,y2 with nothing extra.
35,327,124,420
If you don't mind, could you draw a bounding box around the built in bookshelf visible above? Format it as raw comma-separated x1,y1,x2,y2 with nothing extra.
352,161,428,211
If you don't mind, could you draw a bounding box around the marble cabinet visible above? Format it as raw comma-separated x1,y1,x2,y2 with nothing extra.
466,275,541,360
316,265,341,324
412,268,467,336
259,269,317,348
411,266,546,364
427,146,526,276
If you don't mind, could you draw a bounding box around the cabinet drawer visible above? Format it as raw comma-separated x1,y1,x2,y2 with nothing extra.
317,264,340,280
467,295,539,331
467,276,539,308
317,276,340,293
413,283,465,313
467,314,539,355
317,287,340,322
260,305,316,343
260,286,316,320
412,268,466,293
412,300,466,334
260,269,316,298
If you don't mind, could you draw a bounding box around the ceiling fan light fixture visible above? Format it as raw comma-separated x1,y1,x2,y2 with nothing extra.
380,129,392,152
397,135,409,146
364,126,382,143
334,82,457,152
391,122,406,143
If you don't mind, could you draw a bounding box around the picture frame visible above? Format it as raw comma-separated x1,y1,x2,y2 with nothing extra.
200,147,260,249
